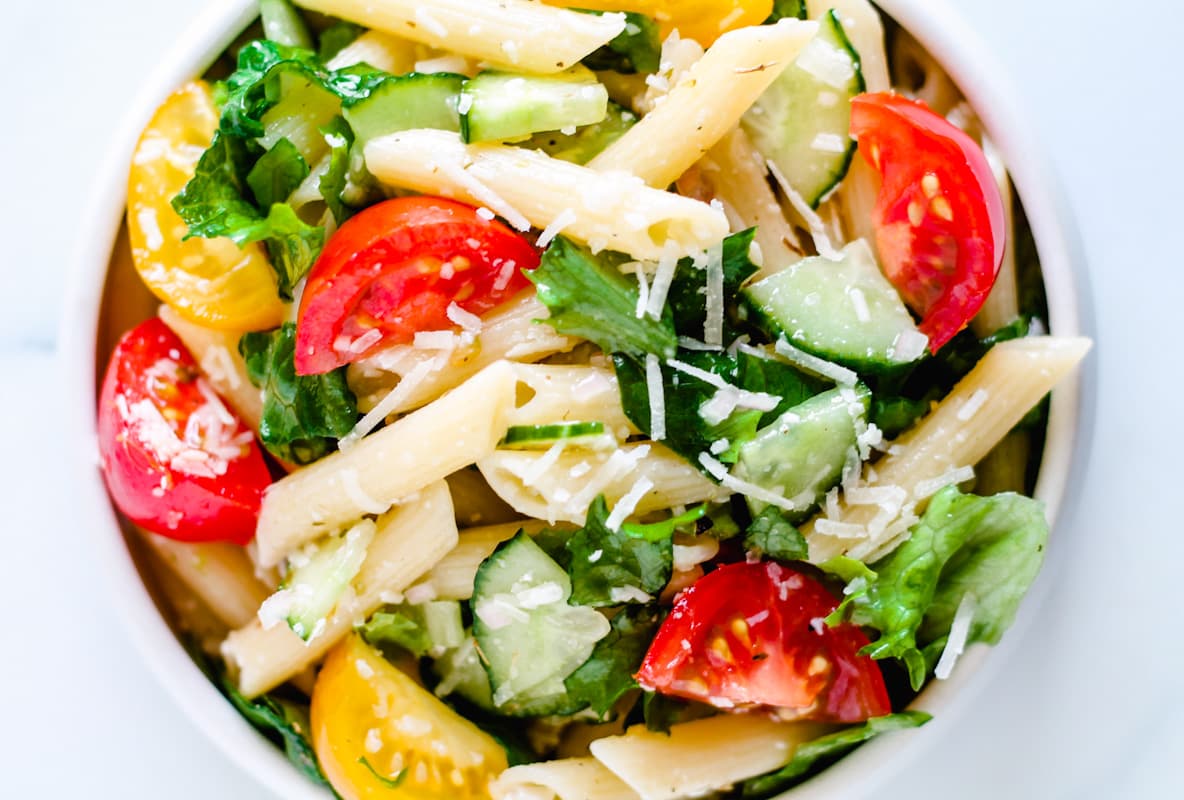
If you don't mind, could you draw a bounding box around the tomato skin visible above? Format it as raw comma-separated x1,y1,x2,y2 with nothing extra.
295,196,539,375
97,318,271,544
850,92,1006,352
636,561,890,723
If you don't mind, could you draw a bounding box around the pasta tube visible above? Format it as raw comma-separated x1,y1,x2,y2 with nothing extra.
588,19,818,188
363,130,730,260
590,715,829,800
805,336,1092,562
490,757,639,800
223,481,457,697
293,0,626,73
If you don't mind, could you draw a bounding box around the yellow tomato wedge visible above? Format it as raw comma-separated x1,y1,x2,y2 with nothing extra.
311,635,507,800
542,0,772,46
127,81,285,331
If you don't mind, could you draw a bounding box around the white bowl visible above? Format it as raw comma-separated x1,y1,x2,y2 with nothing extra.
60,1,1093,797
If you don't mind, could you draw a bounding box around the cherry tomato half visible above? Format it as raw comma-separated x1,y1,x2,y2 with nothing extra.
294,196,539,375
850,92,1006,352
636,561,890,723
311,635,508,800
97,318,271,544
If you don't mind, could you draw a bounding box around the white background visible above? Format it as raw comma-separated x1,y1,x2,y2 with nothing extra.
2,0,1181,797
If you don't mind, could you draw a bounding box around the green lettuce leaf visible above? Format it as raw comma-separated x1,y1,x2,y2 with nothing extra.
743,506,807,562
664,228,760,343
582,12,661,74
566,496,672,607
529,236,678,358
832,486,1050,689
247,137,309,209
740,712,932,797
221,678,330,788
218,39,383,138
564,605,663,718
317,115,356,224
172,131,325,296
240,323,358,464
765,0,807,23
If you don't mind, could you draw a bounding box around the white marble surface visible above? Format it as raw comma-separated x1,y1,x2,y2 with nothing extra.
3,0,1182,797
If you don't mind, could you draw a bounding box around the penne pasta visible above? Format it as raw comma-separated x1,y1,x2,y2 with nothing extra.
348,291,578,416
446,467,523,527
504,363,637,436
692,127,803,278
804,336,1092,562
140,530,272,631
255,361,519,567
293,0,626,73
406,519,553,601
158,304,262,433
363,129,730,260
490,757,639,800
589,715,830,800
223,481,457,697
588,19,818,189
325,28,421,72
478,443,731,525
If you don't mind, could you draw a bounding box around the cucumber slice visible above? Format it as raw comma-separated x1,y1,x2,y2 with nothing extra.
742,239,926,373
432,635,496,711
735,386,870,519
260,73,341,164
500,421,606,449
270,519,375,641
342,72,463,144
460,68,609,144
361,600,466,657
524,102,637,164
259,0,313,49
472,533,610,716
742,9,864,207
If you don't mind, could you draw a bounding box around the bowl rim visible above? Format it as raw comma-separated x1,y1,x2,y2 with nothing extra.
59,1,1094,798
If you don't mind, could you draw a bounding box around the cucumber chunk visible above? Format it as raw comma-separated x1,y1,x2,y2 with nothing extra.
524,102,637,164
460,68,609,144
342,72,464,143
472,532,610,716
500,421,606,449
742,239,926,373
742,9,864,206
272,519,375,641
735,385,870,519
432,635,496,711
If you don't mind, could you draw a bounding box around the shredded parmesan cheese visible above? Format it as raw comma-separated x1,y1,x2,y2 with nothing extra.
766,159,840,260
773,339,858,386
703,241,724,347
697,453,801,512
645,354,666,441
914,466,976,501
340,359,436,448
935,593,978,679
605,477,655,531
436,161,530,231
535,207,577,249
644,241,681,320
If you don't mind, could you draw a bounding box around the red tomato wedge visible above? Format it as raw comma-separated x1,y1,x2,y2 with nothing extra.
295,196,540,375
97,318,271,544
850,92,1006,352
636,561,890,723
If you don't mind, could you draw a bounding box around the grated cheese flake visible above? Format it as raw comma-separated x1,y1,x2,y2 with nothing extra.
446,302,483,334
535,207,577,249
957,389,990,422
773,339,858,386
848,287,870,323
645,354,666,441
644,241,681,320
935,592,978,679
605,476,655,531
913,466,976,501
437,161,530,231
341,359,436,448
703,240,725,347
340,467,390,515
697,453,801,512
766,159,840,260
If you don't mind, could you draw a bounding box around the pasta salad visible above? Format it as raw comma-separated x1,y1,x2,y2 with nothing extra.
98,1,1090,798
